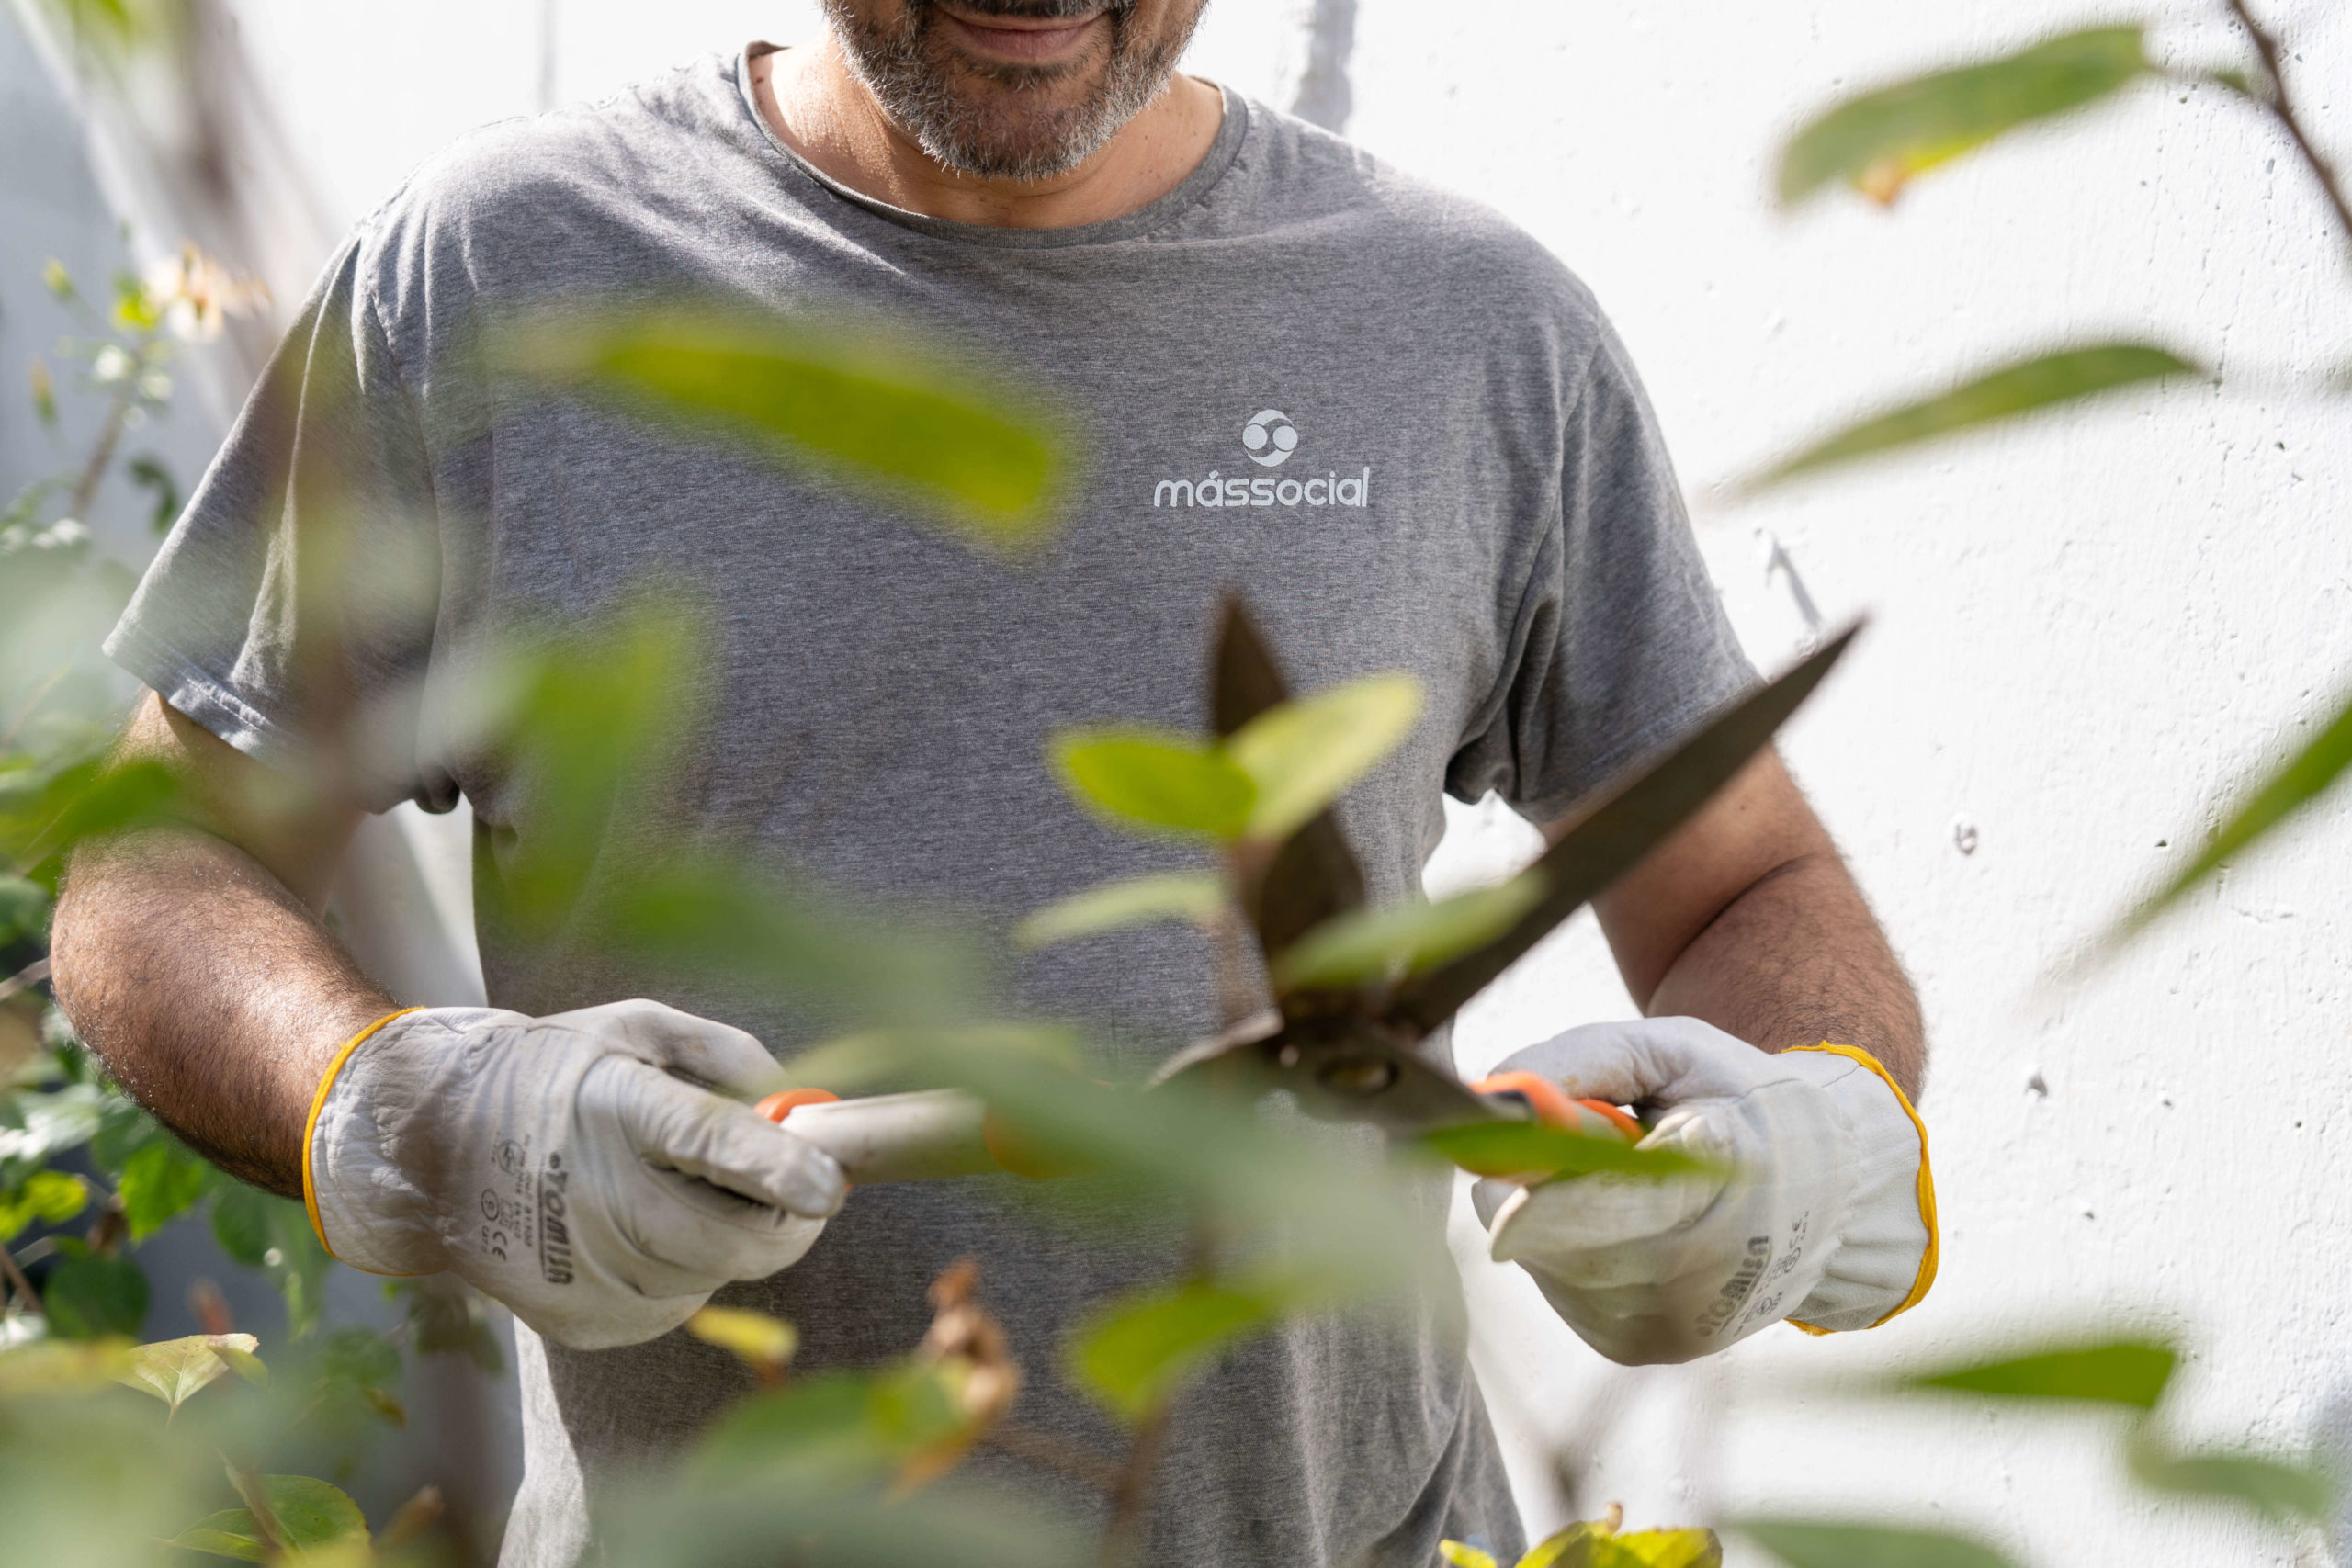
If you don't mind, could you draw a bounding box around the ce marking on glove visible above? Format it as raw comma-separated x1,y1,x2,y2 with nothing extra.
480,1186,523,1265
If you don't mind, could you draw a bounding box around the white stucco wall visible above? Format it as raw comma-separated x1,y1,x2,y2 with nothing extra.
147,4,2352,1562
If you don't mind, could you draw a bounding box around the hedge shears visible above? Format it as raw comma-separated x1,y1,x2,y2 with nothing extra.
762,604,1857,1180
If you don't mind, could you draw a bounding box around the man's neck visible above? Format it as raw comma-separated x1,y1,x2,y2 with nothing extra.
750,35,1224,230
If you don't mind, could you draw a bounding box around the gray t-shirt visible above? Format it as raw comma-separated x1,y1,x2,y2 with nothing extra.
107,47,1751,1568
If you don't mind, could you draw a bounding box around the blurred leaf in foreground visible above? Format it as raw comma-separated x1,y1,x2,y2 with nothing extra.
1227,671,1421,841
2096,683,2352,951
1737,1520,2018,1568
1050,729,1254,839
1779,25,2148,206
1069,1277,1297,1421
1904,1337,2177,1408
42,1248,148,1340
689,1305,799,1383
2127,1438,2336,1526
1015,871,1227,949
0,1168,89,1243
117,1134,210,1240
180,1473,370,1562
1517,1516,1722,1568
492,307,1069,551
1746,343,2199,492
1424,1120,1712,1184
1272,872,1545,991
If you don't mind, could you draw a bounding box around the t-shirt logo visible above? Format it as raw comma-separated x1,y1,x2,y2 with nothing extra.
1242,409,1299,468
1151,409,1373,512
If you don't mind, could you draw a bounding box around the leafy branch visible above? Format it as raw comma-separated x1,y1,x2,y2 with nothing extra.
2219,0,2352,256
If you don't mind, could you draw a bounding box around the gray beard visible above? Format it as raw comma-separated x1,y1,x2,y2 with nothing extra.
822,0,1199,182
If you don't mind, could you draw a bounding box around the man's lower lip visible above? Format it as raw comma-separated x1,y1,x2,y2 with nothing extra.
934,9,1105,63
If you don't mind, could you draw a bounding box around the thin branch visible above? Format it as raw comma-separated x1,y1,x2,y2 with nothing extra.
1096,1401,1171,1568
2224,0,2352,254
64,379,137,522
980,1422,1124,1493
0,958,51,1006
0,1239,40,1314
0,662,74,753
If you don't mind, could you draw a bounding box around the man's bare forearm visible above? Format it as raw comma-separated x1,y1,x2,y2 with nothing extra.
1641,849,1925,1099
51,828,395,1195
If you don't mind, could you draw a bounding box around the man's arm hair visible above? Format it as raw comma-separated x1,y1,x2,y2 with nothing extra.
50,694,395,1195
1590,749,1926,1099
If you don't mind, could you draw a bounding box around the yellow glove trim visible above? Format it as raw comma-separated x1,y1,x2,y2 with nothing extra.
1782,1042,1938,1336
301,1007,424,1268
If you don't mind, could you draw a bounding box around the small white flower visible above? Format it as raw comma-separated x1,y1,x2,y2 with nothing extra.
139,369,173,400
33,518,89,550
92,344,131,382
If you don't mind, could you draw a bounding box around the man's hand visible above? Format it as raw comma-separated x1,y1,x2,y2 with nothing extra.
1472,1018,1934,1366
311,999,845,1350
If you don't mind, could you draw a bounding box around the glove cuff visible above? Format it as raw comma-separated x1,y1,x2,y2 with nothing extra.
305,1006,519,1277
1782,1043,1938,1334
302,1008,423,1269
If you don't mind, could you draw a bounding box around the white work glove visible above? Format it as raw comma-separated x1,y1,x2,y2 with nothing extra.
303,999,844,1350
1473,1018,1935,1366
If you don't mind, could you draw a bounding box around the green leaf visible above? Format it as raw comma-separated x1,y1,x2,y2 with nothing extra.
0,876,48,944
1905,1337,2177,1408
0,1332,133,1396
1049,730,1255,839
2128,1439,2336,1525
0,1079,108,1185
0,1168,89,1245
2099,684,2352,949
43,1251,149,1340
262,1197,334,1340
1522,1521,1723,1568
1736,1521,2018,1568
319,1325,399,1393
208,1181,271,1269
1014,871,1227,948
1439,1544,1499,1568
125,455,179,535
1069,1280,1289,1421
1596,1529,1723,1568
118,1135,211,1241
111,1332,262,1416
170,1514,268,1562
0,757,178,872
217,1474,370,1555
1421,1120,1712,1182
1778,26,2149,206
1272,872,1545,991
492,308,1068,550
1227,673,1423,841
208,1183,330,1337
1747,343,2199,491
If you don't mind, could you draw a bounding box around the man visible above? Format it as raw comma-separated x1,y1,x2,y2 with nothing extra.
51,3,1934,1563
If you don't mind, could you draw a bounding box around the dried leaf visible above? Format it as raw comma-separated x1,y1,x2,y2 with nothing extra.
111,1332,264,1416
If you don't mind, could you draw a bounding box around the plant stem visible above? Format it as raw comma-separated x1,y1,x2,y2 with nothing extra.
1097,1400,1172,1568
65,380,136,523
0,1239,39,1313
0,662,74,754
2223,0,2352,255
981,1422,1124,1492
0,958,51,1006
